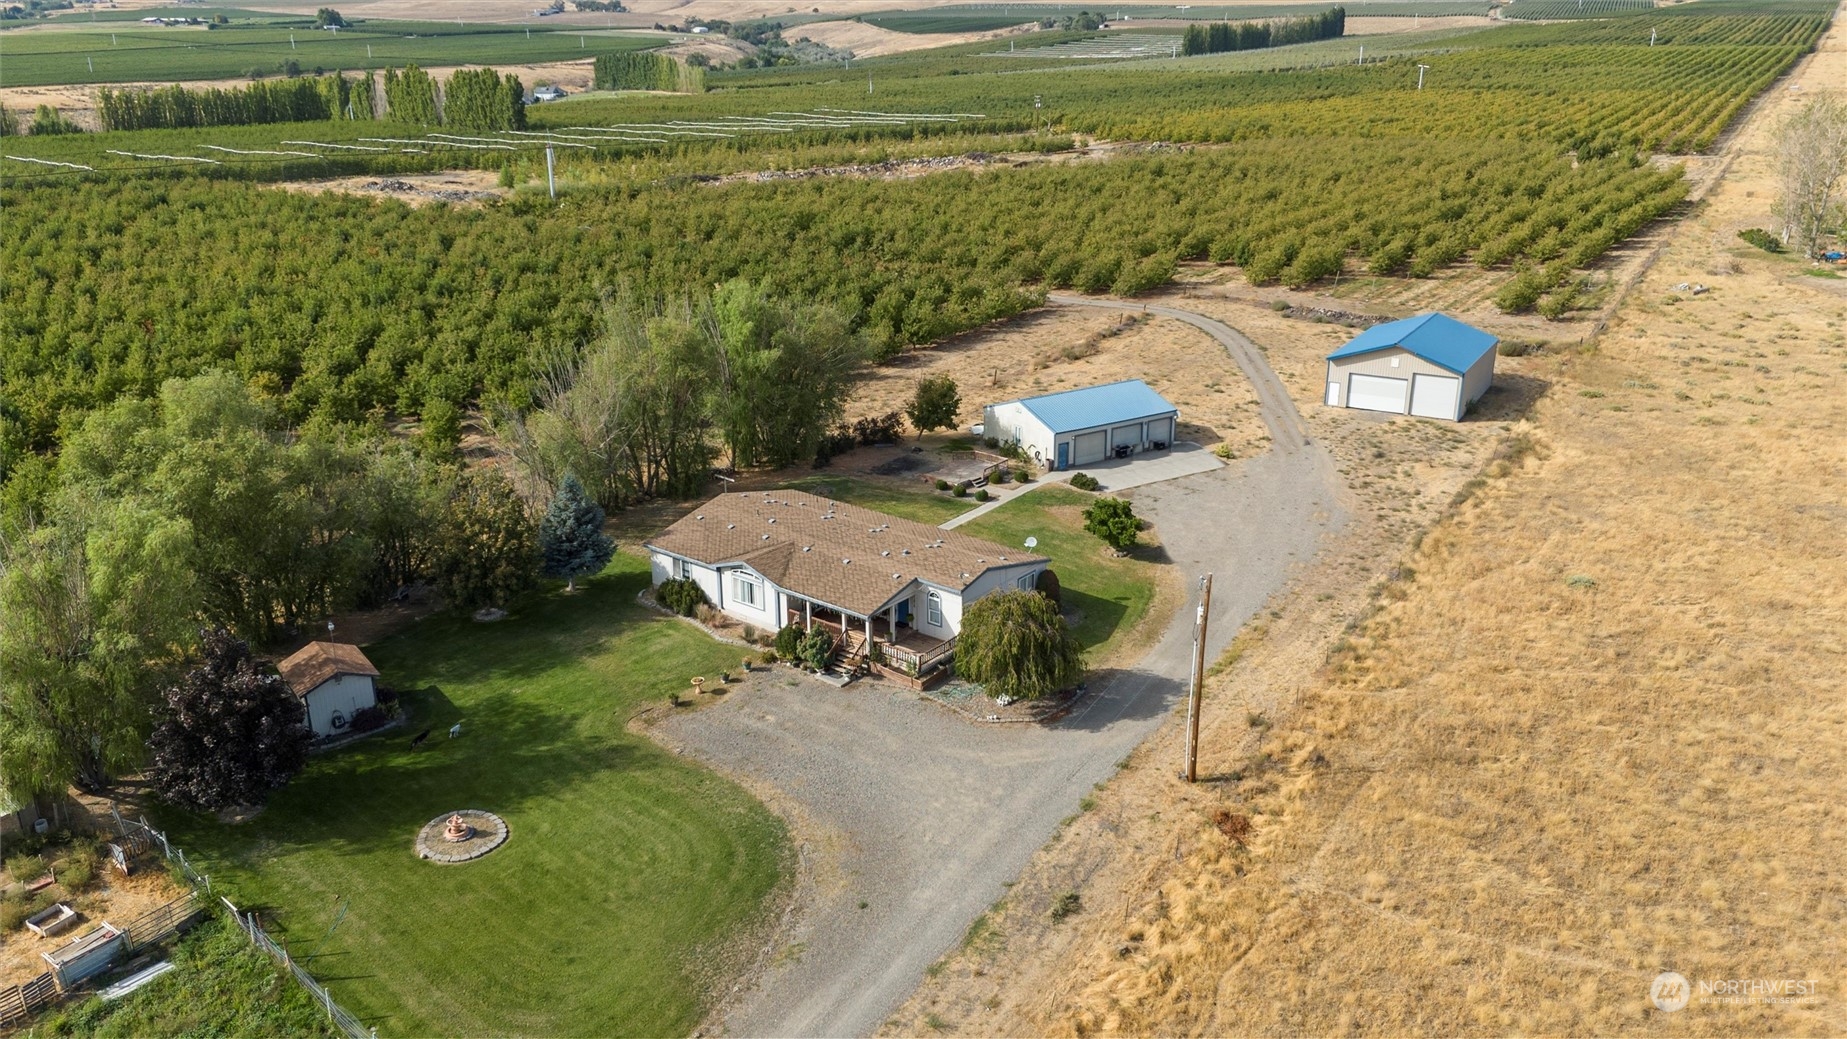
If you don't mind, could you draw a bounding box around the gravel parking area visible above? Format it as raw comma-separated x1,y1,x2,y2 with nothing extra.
653,298,1348,1038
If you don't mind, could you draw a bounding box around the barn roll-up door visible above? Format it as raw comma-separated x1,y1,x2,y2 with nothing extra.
1346,374,1408,414
1146,417,1174,444
1110,422,1143,448
1409,374,1462,420
1072,430,1108,464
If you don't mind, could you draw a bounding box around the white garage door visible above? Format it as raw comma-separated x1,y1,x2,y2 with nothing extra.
1146,417,1174,445
1110,422,1143,449
1409,374,1462,420
1346,374,1408,414
1072,430,1108,465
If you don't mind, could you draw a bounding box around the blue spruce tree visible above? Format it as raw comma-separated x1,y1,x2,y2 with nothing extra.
540,474,616,593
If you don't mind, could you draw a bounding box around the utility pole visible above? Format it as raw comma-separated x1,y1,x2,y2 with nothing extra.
1182,573,1213,783
545,145,556,199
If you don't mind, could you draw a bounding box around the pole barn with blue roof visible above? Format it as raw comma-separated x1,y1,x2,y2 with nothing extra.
1324,313,1498,422
983,379,1179,471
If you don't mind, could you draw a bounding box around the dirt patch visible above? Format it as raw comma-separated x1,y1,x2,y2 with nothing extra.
787,19,1030,59
273,169,507,206
852,306,1271,461
0,867,190,989
886,18,1847,1038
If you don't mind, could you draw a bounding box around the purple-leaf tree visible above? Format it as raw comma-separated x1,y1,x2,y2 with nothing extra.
148,628,314,812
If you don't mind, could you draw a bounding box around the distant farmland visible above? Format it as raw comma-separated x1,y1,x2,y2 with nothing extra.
0,24,656,87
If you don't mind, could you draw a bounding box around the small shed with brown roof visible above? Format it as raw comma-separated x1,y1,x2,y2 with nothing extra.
278,641,380,738
646,490,1047,672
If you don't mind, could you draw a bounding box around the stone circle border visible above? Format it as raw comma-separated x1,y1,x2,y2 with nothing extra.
416,810,509,864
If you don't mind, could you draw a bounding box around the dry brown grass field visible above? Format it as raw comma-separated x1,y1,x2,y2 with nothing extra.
887,15,1847,1039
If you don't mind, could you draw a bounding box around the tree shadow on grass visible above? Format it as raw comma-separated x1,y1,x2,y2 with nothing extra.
1063,586,1128,651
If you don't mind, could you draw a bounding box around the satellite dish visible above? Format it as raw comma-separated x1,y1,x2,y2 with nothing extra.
1024,537,1039,549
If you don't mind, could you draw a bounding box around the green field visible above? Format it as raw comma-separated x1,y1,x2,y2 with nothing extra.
857,2,1491,31
160,556,789,1037
961,485,1161,660
0,24,656,87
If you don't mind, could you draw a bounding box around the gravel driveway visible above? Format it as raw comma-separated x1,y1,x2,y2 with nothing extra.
654,298,1346,1038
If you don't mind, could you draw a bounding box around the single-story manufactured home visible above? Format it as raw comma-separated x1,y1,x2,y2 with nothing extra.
646,490,1047,676
278,641,380,738
983,379,1179,471
1325,312,1498,422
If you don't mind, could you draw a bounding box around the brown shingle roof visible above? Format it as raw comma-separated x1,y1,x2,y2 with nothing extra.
645,490,1047,616
277,642,379,697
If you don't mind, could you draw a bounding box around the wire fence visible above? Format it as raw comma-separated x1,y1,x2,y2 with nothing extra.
108,809,376,1039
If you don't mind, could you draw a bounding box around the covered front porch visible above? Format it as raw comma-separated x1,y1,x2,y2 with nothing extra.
785,597,955,679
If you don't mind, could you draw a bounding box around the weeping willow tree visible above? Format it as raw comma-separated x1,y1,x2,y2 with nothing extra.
955,590,1082,701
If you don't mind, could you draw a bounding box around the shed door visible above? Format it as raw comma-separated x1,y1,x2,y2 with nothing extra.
1409,374,1462,420
1110,422,1143,449
1072,430,1108,464
1146,417,1174,445
1346,374,1408,414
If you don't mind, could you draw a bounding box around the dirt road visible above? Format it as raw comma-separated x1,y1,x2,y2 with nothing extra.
654,297,1347,1037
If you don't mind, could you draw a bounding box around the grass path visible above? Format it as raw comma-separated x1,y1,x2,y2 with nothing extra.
165,555,789,1038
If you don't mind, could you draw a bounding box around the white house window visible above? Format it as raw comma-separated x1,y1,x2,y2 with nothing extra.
734,574,760,607
927,592,943,628
677,558,692,580
1017,573,1037,591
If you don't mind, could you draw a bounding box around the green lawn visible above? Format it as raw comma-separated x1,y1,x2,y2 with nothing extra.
32,916,335,1038
782,474,977,526
960,485,1161,660
163,555,789,1038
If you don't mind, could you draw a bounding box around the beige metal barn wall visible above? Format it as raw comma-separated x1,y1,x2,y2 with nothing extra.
1328,347,1461,412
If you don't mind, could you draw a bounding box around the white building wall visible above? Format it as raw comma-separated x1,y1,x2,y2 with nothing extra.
983,402,1055,464
303,674,378,737
716,566,780,631
1460,346,1497,408
651,551,722,605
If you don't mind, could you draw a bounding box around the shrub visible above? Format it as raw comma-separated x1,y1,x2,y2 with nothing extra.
1014,467,1033,483
657,578,710,617
952,483,969,498
1050,891,1083,921
992,468,1012,484
975,488,990,502
1083,496,1140,552
0,900,30,932
742,624,759,644
774,624,804,659
1737,227,1782,253
934,478,951,491
796,627,836,671
853,411,906,446
694,603,719,625
55,857,94,893
349,705,387,733
5,854,47,884
1036,568,1063,610
1069,472,1101,491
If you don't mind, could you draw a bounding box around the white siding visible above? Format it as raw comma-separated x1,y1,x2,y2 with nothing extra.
983,401,1055,464
302,674,377,737
1460,345,1496,409
717,566,779,630
651,551,721,606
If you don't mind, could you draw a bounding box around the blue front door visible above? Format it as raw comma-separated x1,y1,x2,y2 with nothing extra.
896,600,911,625
1056,441,1069,470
